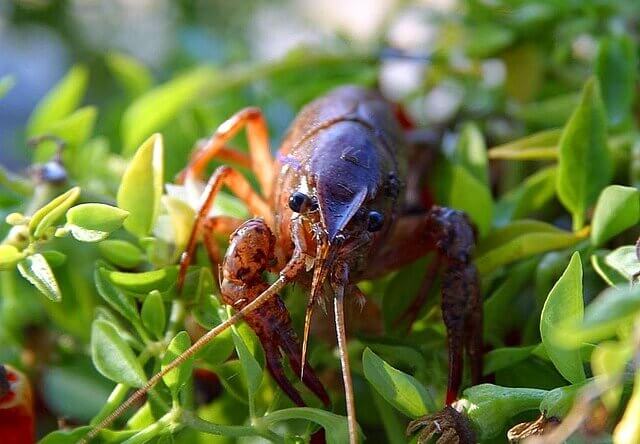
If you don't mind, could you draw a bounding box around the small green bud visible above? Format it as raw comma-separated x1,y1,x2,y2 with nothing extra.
54,227,70,238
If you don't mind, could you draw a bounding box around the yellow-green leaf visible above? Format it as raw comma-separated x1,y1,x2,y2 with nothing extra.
17,253,61,302
29,187,81,238
161,331,193,397
591,185,640,246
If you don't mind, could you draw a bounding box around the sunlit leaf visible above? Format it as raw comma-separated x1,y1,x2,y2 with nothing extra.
106,52,153,97
66,203,129,243
95,267,139,323
605,246,640,281
591,341,632,411
29,187,81,238
17,253,61,301
591,185,640,247
117,133,164,237
0,244,25,270
107,268,175,293
540,252,585,384
161,331,193,397
141,290,166,339
98,239,145,269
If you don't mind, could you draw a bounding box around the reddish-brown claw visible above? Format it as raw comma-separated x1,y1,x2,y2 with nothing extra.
407,406,476,444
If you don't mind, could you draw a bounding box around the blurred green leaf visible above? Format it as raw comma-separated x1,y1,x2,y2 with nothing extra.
0,75,15,100
591,341,632,411
106,52,153,97
29,186,81,238
591,185,639,247
556,285,640,347
362,348,435,418
17,253,61,302
613,369,640,443
117,133,164,237
33,106,97,162
539,383,583,418
595,35,637,127
27,65,89,137
494,167,557,225
591,251,627,287
91,318,147,387
0,244,25,270
95,267,139,323
141,290,166,339
39,426,136,444
98,239,145,269
540,252,586,384
484,345,537,375
488,129,561,160
122,68,214,154
453,123,489,185
161,331,193,397
41,250,67,268
517,93,580,128
605,246,640,281
162,195,195,258
107,267,175,293
475,220,585,275
445,163,493,237
465,25,513,58
556,77,611,230
66,203,129,242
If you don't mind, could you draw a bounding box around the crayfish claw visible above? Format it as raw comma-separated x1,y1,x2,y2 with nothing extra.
407,406,476,444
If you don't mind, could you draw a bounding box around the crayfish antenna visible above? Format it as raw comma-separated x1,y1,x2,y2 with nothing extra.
334,284,358,444
80,275,291,443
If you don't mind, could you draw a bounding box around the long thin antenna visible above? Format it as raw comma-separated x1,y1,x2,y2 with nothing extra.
334,290,358,444
80,275,289,443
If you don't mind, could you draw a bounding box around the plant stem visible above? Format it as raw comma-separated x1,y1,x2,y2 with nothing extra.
180,410,284,443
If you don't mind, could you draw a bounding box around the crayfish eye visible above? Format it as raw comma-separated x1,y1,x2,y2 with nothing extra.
367,211,384,232
288,191,310,213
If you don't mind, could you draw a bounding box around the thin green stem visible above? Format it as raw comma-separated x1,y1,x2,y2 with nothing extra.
122,411,175,444
180,410,284,443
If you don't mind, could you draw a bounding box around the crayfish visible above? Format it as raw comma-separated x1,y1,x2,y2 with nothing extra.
85,86,483,443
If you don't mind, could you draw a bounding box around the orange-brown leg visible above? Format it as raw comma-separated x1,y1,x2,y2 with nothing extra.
181,107,275,199
178,165,272,290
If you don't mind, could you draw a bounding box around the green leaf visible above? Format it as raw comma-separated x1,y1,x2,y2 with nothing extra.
161,331,193,397
65,203,129,242
605,246,640,281
0,75,15,100
488,128,561,161
591,341,632,411
32,107,97,162
95,267,139,323
0,244,25,270
117,133,164,238
41,250,67,268
475,220,585,275
453,123,488,185
458,384,547,440
141,290,166,339
29,187,81,238
231,325,263,400
27,65,89,137
517,92,580,128
362,348,435,418
107,268,175,293
445,163,493,237
263,407,353,444
91,319,147,387
98,239,145,269
591,186,640,246
556,285,640,347
105,52,153,97
591,251,627,287
122,67,214,154
17,253,61,302
539,384,583,418
556,77,611,230
494,167,557,225
162,195,195,257
595,35,637,127
540,252,586,384
483,345,537,375
39,426,136,444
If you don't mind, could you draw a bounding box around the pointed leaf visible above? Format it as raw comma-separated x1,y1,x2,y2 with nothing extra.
95,267,139,323
231,326,263,399
605,246,640,281
29,187,81,238
98,239,145,269
556,77,611,230
453,123,488,185
32,107,97,162
362,348,435,418
91,319,147,387
65,203,129,243
105,52,153,97
17,253,61,301
117,134,164,237
540,252,586,384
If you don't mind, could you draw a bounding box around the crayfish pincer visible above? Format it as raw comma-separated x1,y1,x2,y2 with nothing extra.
84,86,483,444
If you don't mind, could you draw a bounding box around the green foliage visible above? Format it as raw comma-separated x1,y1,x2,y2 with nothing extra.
3,2,640,442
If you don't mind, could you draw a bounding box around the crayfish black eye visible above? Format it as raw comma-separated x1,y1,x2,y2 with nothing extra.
367,211,384,232
288,191,309,213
